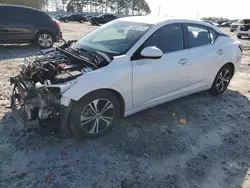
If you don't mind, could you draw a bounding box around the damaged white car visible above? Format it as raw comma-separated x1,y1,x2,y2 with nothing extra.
10,16,242,139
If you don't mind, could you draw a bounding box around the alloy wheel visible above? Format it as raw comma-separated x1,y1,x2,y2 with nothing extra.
80,99,115,134
38,34,53,48
216,68,231,92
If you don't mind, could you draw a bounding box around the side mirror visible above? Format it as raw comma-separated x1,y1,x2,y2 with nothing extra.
140,46,163,59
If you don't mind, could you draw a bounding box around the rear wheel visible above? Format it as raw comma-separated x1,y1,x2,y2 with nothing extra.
36,32,54,48
65,19,68,23
208,65,233,96
69,90,121,139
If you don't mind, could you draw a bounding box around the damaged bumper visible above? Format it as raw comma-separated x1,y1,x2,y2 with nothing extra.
9,75,74,132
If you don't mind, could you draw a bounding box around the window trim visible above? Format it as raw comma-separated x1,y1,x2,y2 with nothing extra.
131,23,186,61
184,23,218,49
208,28,218,44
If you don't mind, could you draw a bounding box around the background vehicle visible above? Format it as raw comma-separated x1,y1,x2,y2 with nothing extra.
230,20,242,32
89,14,117,25
0,5,62,48
220,22,231,27
10,17,242,139
236,19,250,38
59,13,87,23
203,20,220,27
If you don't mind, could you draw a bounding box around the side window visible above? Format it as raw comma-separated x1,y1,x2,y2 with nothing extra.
209,28,217,44
2,7,37,23
186,25,210,48
142,24,184,53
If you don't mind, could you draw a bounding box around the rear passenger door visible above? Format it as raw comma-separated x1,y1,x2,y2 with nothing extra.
2,6,33,41
184,24,224,88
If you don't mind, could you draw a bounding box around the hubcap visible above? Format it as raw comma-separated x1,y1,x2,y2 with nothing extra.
216,68,231,92
80,99,114,134
38,34,53,48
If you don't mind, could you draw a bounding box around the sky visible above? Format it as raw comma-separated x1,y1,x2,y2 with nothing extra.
146,0,250,19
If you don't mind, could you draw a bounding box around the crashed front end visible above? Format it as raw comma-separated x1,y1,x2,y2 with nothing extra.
10,42,110,131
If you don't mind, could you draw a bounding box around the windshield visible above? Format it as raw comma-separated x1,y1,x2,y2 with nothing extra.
74,20,152,55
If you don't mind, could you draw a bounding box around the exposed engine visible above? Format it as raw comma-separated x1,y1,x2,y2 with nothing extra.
19,45,109,84
10,40,111,130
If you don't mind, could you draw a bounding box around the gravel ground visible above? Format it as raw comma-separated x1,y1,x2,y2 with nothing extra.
0,23,250,188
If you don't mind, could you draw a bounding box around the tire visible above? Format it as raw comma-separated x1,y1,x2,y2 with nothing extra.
95,21,100,26
80,20,84,23
69,90,121,139
35,32,54,49
237,35,242,39
230,29,233,32
208,65,234,96
65,19,68,23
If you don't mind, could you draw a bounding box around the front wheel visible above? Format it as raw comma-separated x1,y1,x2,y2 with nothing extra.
208,65,233,96
69,90,121,139
237,35,242,39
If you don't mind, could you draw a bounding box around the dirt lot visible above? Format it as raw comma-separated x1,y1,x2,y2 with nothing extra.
0,22,250,188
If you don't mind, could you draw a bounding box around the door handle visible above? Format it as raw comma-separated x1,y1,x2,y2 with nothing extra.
217,49,224,55
177,58,188,65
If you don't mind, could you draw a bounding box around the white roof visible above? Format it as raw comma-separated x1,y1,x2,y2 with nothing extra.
118,16,169,24
118,16,211,25
117,16,221,32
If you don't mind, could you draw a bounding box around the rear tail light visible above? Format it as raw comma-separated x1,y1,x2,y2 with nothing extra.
239,45,243,52
56,21,60,28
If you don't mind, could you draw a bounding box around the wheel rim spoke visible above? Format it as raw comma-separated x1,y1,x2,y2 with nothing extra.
100,101,113,114
100,116,113,126
220,81,225,91
216,81,222,88
81,115,95,122
88,119,99,133
88,100,99,113
81,116,95,126
224,76,230,80
223,69,229,78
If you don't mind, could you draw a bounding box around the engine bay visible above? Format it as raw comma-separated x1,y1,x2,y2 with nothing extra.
19,44,110,85
10,40,112,130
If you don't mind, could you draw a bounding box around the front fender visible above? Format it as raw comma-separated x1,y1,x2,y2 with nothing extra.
62,56,133,112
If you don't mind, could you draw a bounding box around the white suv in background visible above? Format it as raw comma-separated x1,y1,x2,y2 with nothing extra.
236,19,250,38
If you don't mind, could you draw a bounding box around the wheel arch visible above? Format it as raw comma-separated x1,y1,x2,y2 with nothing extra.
223,62,235,76
60,88,125,134
78,88,126,117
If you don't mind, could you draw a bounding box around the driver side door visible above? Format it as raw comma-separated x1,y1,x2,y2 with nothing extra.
131,24,190,107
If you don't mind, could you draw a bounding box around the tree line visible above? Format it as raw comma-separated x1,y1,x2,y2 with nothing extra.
0,0,151,15
65,0,151,15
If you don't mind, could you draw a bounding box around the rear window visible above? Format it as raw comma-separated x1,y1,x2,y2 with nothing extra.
2,6,51,24
186,25,210,48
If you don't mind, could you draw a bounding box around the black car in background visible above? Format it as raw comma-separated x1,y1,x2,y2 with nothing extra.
59,14,87,23
0,5,62,48
89,14,117,25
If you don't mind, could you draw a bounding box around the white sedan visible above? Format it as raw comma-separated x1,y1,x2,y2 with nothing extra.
11,16,243,139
